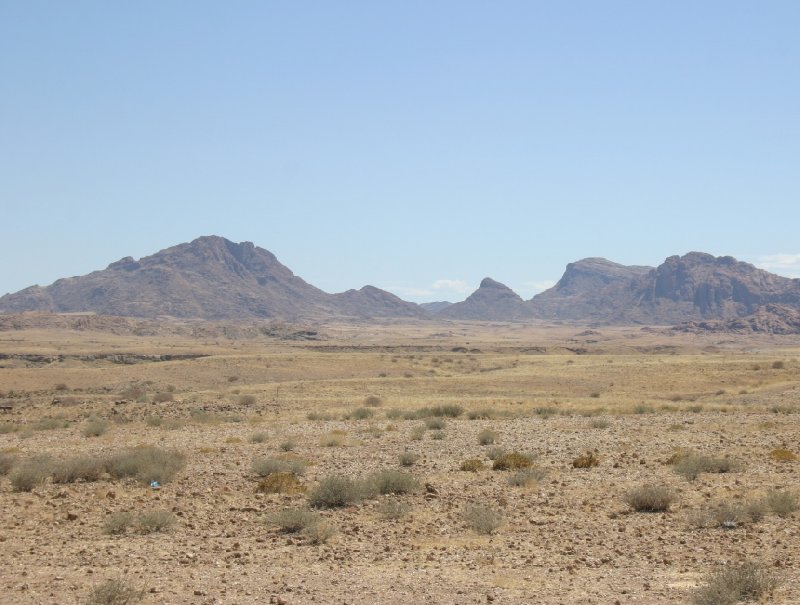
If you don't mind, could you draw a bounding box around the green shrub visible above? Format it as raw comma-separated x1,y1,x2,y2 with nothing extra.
105,447,185,485
693,561,779,605
308,475,363,508
462,504,503,535
478,429,498,445
624,485,675,512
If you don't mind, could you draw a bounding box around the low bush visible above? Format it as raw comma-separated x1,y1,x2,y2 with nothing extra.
364,395,383,407
137,509,177,533
87,577,145,605
279,438,297,451
424,418,445,430
238,394,257,405
103,512,135,536
493,452,534,471
693,561,779,605
673,454,742,481
252,457,307,477
477,429,498,445
152,392,174,403
320,432,346,447
52,456,106,484
430,430,445,440
462,504,503,535
573,451,601,468
486,446,506,461
82,418,110,438
249,432,268,444
460,458,486,472
765,489,798,517
398,452,419,467
308,475,363,509
378,500,411,520
9,459,50,492
256,472,305,494
0,452,16,475
347,407,374,420
624,485,675,512
507,467,547,487
366,470,418,495
410,426,426,441
105,447,185,485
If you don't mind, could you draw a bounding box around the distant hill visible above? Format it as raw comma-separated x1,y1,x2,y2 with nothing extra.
0,236,424,321
419,301,453,313
438,278,535,321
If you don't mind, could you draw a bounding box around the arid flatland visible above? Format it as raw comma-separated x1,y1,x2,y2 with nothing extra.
1,321,799,604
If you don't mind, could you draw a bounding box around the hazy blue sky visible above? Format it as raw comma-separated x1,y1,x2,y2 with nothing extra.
2,2,799,302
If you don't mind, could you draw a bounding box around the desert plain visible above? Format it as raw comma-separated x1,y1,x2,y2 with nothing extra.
1,318,798,604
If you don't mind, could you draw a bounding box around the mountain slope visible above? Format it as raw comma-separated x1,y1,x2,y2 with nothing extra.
438,278,535,321
0,236,420,320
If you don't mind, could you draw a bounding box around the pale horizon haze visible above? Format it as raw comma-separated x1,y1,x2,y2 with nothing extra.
2,2,799,303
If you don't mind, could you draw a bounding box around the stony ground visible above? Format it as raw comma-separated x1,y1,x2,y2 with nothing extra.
1,322,798,604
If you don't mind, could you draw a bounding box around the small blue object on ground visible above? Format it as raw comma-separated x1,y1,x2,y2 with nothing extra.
150,480,161,489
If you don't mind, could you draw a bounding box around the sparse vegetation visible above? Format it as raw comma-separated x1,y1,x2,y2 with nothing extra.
308,475,363,509
252,456,307,477
87,577,145,605
256,472,305,494
103,512,135,536
364,395,383,407
398,452,419,467
460,458,486,472
52,456,106,484
673,453,742,481
424,418,445,430
238,394,257,405
768,448,797,462
82,417,110,437
105,447,185,485
0,452,16,475
507,467,547,487
367,469,419,495
137,509,176,533
624,485,675,512
9,459,50,492
692,561,779,605
378,500,411,520
462,504,503,535
572,451,600,468
249,431,268,443
477,429,498,445
320,431,347,447
765,489,798,517
347,407,374,420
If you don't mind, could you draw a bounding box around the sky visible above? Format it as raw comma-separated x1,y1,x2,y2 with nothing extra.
2,1,799,303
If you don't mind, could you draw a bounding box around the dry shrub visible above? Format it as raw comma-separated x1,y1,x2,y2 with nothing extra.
249,432,268,444
268,507,321,533
252,457,307,477
0,452,16,475
673,454,741,481
367,470,418,495
302,521,336,544
238,394,257,405
120,385,147,401
320,432,346,447
364,395,383,407
460,458,486,472
379,500,411,520
105,447,185,485
430,430,445,440
508,467,548,487
768,448,797,462
410,426,426,441
573,451,601,468
137,509,176,533
624,485,675,512
279,438,297,451
493,452,534,471
152,392,174,403
82,418,110,437
692,561,779,605
690,500,765,529
103,512,135,536
87,577,145,605
308,475,363,508
765,490,798,517
462,504,503,535
256,472,305,494
52,456,106,484
399,452,419,467
589,418,610,429
9,459,50,492
478,429,498,445
347,407,374,420
424,418,445,430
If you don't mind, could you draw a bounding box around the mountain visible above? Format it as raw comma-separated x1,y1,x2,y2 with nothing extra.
419,301,453,313
531,252,800,324
530,258,653,321
671,304,800,335
438,278,535,321
0,236,424,321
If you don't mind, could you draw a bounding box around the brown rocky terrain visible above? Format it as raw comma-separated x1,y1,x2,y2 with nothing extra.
672,303,800,335
0,321,798,604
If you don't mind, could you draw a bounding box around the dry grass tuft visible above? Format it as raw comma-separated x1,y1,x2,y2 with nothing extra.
460,458,486,472
492,452,534,471
768,448,797,462
462,504,503,535
692,561,779,605
87,577,145,605
572,451,601,468
624,485,675,512
256,472,305,494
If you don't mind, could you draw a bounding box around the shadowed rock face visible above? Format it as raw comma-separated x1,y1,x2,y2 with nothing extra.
672,304,800,335
0,236,424,320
